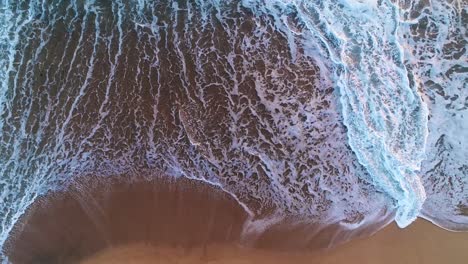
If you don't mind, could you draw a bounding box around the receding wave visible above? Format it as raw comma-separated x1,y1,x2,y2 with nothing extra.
0,0,466,261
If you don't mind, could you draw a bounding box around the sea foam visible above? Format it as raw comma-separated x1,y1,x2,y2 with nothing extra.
0,0,466,261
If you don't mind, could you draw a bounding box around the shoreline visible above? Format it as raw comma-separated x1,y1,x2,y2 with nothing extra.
4,175,249,263
79,220,468,264
3,174,467,263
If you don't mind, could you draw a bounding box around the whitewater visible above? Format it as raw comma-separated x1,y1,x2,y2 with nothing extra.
0,0,467,261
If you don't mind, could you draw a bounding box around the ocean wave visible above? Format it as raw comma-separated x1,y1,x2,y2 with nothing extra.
0,0,466,261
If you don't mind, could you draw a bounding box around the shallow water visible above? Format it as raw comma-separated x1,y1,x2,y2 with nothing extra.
0,0,467,261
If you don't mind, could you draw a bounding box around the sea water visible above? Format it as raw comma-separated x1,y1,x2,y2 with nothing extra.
0,0,466,261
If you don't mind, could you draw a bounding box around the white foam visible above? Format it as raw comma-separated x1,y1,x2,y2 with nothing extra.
1,1,466,261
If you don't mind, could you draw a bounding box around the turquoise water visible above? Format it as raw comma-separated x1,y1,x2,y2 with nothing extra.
0,0,466,261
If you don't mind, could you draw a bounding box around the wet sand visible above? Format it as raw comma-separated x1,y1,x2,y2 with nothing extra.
79,220,468,264
4,175,249,263
4,174,467,263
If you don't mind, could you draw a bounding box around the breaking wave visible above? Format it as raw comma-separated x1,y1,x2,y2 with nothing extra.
0,0,466,261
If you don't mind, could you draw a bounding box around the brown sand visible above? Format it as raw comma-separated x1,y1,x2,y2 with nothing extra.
4,174,468,264
80,220,468,264
4,175,248,263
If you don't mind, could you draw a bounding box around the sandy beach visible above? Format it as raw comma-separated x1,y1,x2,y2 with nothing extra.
80,218,468,264
4,175,467,264
80,220,468,264
4,175,248,263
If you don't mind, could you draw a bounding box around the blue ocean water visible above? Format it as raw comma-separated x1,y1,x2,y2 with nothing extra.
0,0,466,261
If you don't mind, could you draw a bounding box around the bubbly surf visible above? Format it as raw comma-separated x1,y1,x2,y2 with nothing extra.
0,0,467,262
